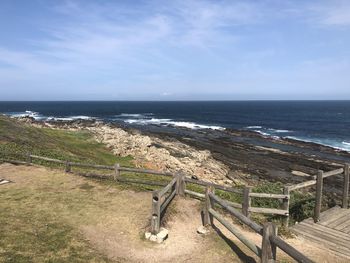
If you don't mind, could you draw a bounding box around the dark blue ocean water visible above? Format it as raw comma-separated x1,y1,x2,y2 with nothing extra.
1,101,350,152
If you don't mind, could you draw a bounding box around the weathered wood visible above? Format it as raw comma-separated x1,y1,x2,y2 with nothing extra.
30,155,65,164
242,186,252,218
282,186,290,228
314,170,323,223
323,168,344,178
209,193,263,234
26,153,32,164
114,163,120,180
160,189,176,213
158,177,177,196
184,189,205,199
209,208,261,257
184,177,243,194
69,162,114,170
119,167,174,177
0,159,29,165
151,191,161,234
270,235,314,263
117,177,167,187
249,207,289,216
300,221,350,242
65,161,71,173
176,174,185,197
261,223,277,263
249,192,289,199
203,187,213,226
288,179,317,191
343,164,350,209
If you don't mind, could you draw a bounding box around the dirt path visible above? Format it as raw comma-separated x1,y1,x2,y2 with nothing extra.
0,163,346,262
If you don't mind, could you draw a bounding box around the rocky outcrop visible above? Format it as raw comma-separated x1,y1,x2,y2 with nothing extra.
16,117,231,185
86,124,231,184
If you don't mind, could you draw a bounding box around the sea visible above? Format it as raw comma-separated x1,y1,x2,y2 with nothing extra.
1,101,350,152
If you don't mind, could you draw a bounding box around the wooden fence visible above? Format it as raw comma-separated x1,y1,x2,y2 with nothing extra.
287,164,349,223
204,188,313,263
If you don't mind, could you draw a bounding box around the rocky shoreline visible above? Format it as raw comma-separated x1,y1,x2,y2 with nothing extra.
15,116,350,187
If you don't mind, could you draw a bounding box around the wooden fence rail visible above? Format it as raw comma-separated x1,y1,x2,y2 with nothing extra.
151,177,178,234
205,191,313,263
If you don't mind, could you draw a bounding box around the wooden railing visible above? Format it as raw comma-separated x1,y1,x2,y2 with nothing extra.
287,164,350,223
151,177,178,234
204,189,313,263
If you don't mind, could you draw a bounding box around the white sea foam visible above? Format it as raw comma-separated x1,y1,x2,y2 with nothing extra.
246,126,262,129
343,141,350,146
124,118,224,130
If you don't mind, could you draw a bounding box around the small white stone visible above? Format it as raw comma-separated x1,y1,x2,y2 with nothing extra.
156,228,169,243
149,235,157,242
197,225,210,235
144,232,152,240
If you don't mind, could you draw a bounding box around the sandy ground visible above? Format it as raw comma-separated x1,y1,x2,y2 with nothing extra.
0,163,347,262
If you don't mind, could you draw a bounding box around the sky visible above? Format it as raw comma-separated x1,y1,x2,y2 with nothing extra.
0,0,349,101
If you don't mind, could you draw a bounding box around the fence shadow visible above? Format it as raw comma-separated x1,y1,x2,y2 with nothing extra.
211,223,256,263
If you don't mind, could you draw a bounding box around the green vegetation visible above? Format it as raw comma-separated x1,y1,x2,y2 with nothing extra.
0,116,133,167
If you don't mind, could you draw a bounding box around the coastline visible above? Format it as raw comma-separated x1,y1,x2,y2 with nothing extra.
12,115,350,187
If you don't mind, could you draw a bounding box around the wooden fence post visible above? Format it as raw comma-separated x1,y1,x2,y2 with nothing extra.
65,161,71,173
114,163,120,181
242,186,252,218
342,164,350,209
314,170,323,223
282,186,290,228
176,174,185,197
26,153,32,164
203,186,214,226
151,191,161,234
261,222,277,263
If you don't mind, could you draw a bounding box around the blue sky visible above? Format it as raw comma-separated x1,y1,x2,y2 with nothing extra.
0,0,349,100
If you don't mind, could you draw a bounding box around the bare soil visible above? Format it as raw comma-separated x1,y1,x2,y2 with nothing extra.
0,163,346,262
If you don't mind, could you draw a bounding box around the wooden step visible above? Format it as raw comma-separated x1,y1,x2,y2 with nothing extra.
320,209,350,226
298,221,350,242
292,224,350,258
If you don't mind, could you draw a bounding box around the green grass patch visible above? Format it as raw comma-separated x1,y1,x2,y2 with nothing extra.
0,116,133,167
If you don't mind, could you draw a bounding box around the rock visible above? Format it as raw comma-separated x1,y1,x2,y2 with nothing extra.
156,228,168,243
144,232,152,240
149,235,157,242
197,225,210,235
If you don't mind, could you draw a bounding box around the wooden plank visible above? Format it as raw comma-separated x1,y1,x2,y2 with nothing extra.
293,226,350,258
249,207,289,216
314,171,323,223
261,223,277,263
288,179,316,191
184,189,205,199
249,192,289,199
209,208,261,257
292,224,350,251
242,186,252,218
325,211,350,228
184,177,243,194
318,206,342,222
158,177,177,196
282,186,290,227
119,167,174,177
209,193,263,234
70,162,114,170
334,216,350,231
323,168,344,178
30,155,65,164
160,189,176,213
319,207,349,225
117,177,168,187
327,211,349,229
298,222,350,242
341,224,350,234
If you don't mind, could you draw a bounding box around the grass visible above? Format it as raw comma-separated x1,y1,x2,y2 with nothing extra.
0,116,133,167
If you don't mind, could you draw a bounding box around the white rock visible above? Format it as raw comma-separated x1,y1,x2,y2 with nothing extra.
144,232,152,240
197,225,210,235
156,228,169,243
